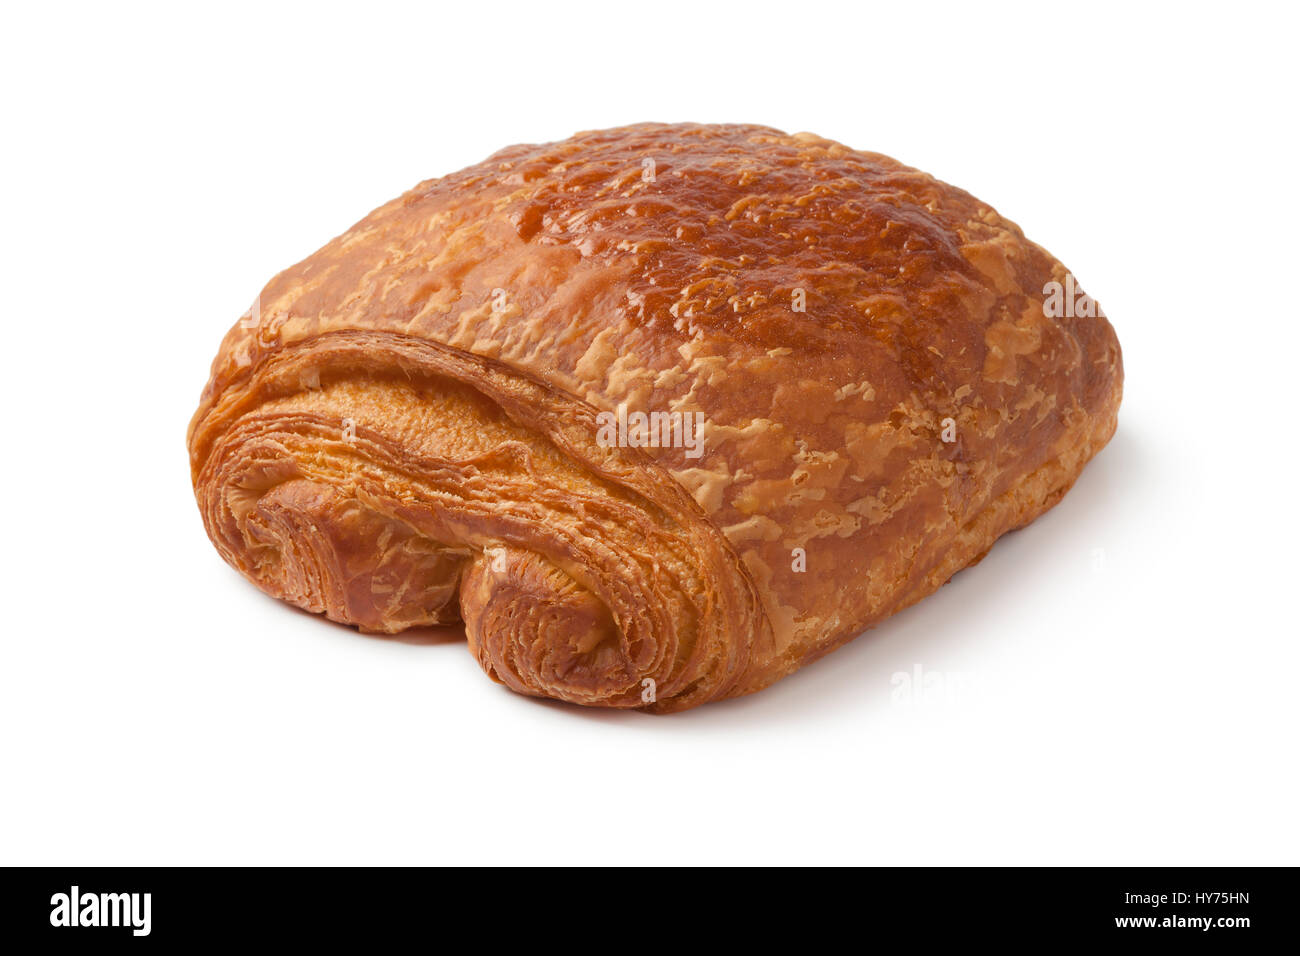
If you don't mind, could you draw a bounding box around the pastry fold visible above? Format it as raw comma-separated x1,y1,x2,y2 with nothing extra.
188,123,1122,712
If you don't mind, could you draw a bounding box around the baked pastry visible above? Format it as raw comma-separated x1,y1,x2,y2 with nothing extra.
187,123,1122,712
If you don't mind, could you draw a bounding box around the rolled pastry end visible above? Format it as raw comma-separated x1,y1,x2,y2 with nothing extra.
189,334,763,712
461,545,646,707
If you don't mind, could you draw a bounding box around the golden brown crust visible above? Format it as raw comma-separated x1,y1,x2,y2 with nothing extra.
188,122,1122,711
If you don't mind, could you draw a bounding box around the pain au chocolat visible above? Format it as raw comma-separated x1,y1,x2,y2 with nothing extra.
187,123,1122,712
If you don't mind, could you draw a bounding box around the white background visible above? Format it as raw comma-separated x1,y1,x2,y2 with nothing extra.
2,1,1296,866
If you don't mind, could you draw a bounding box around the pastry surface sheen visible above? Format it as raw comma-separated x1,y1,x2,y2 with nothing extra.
188,123,1123,712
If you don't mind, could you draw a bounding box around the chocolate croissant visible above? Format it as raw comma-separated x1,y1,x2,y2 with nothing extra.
188,123,1122,712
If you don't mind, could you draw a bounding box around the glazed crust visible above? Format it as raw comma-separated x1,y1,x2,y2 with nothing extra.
188,123,1122,712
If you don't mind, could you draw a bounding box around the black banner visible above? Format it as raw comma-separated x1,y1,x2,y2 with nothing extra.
2,867,1290,944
